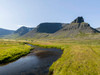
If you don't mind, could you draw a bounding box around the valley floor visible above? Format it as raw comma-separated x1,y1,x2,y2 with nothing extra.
29,39,100,75
0,38,100,75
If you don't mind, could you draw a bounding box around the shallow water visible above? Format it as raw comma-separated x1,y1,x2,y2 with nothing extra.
0,45,62,75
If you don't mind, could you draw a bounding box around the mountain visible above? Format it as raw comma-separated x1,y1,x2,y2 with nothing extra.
22,23,66,38
0,28,14,37
96,27,100,31
51,17,100,38
14,26,33,36
3,26,33,39
36,23,64,33
22,17,100,39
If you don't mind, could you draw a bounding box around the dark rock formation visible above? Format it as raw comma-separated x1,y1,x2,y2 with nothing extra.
36,23,63,33
72,17,84,23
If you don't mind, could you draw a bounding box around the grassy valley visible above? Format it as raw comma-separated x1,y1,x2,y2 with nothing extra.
0,0,100,75
0,17,100,75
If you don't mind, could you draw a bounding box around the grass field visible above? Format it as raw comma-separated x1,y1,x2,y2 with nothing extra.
29,39,100,75
0,40,33,63
0,38,100,75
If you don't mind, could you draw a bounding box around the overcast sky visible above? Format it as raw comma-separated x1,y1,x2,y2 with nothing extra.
0,0,100,30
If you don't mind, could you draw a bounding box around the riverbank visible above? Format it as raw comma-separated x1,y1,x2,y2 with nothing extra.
0,44,62,75
29,39,100,75
0,41,34,64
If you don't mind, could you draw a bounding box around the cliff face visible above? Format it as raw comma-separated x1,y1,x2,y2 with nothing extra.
35,23,64,33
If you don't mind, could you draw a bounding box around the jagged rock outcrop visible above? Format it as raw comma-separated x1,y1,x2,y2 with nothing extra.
72,16,84,23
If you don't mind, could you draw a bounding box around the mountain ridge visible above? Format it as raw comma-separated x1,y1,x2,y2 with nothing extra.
2,26,34,39
22,17,100,39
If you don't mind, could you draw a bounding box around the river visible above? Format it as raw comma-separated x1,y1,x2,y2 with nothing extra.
0,44,62,75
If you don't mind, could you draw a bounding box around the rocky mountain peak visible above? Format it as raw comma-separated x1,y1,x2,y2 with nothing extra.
72,16,84,23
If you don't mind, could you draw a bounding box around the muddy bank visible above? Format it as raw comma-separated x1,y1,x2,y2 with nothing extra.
0,45,62,75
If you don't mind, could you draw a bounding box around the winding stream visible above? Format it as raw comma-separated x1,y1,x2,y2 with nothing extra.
0,44,62,75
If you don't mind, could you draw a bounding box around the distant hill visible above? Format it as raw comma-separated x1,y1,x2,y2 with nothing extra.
96,27,100,31
3,26,33,39
0,28,14,37
22,17,100,39
14,26,33,36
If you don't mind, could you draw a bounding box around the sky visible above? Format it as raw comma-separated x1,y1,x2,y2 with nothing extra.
0,0,100,30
